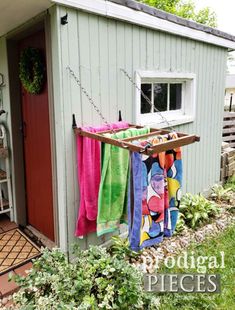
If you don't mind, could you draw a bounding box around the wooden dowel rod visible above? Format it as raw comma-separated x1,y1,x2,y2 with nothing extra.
122,130,162,141
128,124,144,129
98,125,136,134
147,127,190,138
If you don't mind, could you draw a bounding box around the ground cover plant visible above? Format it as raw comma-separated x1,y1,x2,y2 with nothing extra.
158,225,235,310
11,246,159,310
108,235,140,260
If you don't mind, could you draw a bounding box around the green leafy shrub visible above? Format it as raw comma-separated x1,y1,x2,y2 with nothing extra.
11,247,159,310
210,184,232,203
225,175,235,192
174,212,186,234
108,236,140,260
179,193,221,230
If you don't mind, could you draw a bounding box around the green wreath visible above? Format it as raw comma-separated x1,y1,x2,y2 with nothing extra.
19,47,44,95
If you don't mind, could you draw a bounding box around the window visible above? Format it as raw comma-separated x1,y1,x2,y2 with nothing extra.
141,83,182,113
136,72,196,127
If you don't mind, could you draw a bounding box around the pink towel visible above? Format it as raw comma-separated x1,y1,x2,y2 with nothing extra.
75,121,129,237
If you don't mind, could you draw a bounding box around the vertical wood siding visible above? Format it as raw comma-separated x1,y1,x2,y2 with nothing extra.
50,6,227,250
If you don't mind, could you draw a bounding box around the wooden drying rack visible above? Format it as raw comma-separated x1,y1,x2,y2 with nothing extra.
73,119,200,156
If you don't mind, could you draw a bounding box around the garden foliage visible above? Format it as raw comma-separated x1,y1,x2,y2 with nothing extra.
179,193,221,229
11,246,159,310
108,236,140,260
225,175,235,192
210,184,232,203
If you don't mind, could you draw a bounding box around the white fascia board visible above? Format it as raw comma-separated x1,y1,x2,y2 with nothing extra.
52,0,235,50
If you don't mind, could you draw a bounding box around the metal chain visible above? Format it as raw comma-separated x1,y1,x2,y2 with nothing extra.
67,66,118,136
120,69,175,132
67,66,129,148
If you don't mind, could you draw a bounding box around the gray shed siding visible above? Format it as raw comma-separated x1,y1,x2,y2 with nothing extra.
49,5,227,250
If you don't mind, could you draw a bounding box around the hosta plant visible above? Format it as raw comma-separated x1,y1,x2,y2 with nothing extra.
11,246,160,310
174,212,186,234
108,236,141,260
179,193,221,230
210,184,232,203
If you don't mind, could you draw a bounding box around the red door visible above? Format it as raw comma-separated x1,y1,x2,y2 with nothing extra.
19,30,54,241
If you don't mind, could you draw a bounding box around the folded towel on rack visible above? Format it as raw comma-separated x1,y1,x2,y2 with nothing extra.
97,127,150,236
75,121,129,237
128,133,182,250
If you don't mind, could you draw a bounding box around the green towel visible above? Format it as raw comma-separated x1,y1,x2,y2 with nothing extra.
97,127,150,236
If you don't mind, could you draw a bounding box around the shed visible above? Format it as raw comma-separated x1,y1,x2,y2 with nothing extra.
0,0,234,253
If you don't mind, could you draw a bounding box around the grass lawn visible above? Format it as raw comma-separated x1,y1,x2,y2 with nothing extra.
157,224,235,310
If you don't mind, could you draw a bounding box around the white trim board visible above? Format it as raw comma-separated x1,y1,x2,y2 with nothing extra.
52,0,235,50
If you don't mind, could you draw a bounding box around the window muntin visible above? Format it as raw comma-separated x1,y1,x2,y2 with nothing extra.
141,82,183,114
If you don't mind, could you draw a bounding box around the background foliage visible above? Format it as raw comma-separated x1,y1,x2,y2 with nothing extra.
138,0,217,27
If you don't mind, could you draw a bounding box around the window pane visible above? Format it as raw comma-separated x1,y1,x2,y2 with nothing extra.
170,84,182,110
154,83,167,112
141,84,152,114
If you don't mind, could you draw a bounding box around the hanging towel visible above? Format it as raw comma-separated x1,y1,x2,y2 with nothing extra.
129,152,165,250
97,127,150,236
164,132,183,236
128,133,183,251
75,121,129,237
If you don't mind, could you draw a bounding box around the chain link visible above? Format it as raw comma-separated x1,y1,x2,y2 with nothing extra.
67,66,119,136
120,69,175,132
67,66,129,148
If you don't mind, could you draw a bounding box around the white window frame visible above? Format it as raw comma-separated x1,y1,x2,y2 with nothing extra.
135,71,196,128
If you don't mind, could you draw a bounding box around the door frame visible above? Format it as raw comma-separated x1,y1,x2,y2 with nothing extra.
6,14,59,245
